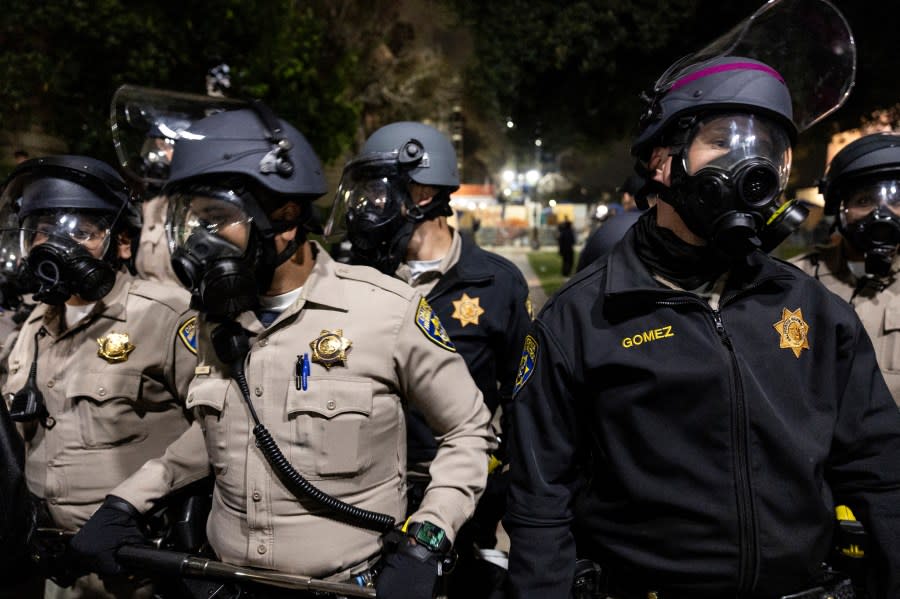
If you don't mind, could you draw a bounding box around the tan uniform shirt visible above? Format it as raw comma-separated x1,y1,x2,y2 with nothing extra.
136,196,179,285
114,244,494,578
2,273,197,530
792,243,900,405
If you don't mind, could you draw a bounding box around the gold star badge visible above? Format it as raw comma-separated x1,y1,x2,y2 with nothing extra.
309,329,352,369
97,332,135,363
451,293,485,327
773,307,810,358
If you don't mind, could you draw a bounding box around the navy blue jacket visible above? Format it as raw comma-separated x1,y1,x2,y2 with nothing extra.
407,236,531,465
506,228,900,598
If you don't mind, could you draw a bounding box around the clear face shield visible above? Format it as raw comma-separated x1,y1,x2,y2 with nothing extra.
837,179,900,277
19,211,114,260
167,189,254,258
15,210,119,304
841,180,900,224
111,85,244,192
654,0,856,135
0,196,27,309
324,154,409,243
324,153,419,274
684,113,793,204
166,186,270,318
0,197,22,275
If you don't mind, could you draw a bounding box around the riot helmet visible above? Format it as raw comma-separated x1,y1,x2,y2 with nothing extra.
0,156,140,305
821,133,900,278
164,104,327,319
632,0,855,256
324,121,460,274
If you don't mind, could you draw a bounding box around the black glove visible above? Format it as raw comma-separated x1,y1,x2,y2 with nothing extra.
376,539,442,599
68,495,147,577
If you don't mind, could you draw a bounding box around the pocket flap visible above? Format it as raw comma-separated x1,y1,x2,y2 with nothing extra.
286,379,372,419
885,303,900,333
67,371,141,403
185,376,230,412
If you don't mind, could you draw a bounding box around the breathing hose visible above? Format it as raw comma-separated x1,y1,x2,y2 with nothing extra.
212,320,396,533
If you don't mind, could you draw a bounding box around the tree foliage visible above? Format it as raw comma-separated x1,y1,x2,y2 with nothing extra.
0,0,419,166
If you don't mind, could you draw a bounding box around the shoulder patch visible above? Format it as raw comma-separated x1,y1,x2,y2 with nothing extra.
513,334,538,395
177,316,198,355
414,297,456,352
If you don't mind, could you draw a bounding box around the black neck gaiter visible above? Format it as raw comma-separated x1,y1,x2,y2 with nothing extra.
633,207,730,290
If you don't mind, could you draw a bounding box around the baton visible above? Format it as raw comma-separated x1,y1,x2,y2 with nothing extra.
117,545,377,598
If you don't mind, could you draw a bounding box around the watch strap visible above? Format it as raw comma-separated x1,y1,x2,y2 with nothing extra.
406,520,452,554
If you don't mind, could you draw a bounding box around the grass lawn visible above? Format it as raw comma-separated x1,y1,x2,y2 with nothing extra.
527,250,578,296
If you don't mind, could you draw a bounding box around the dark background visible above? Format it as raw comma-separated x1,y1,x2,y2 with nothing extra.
0,0,893,197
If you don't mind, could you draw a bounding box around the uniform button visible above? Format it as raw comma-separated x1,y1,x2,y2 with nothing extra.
258,338,268,347
254,386,263,397
257,544,267,555
326,400,336,410
97,387,106,396
46,380,54,388
252,491,262,502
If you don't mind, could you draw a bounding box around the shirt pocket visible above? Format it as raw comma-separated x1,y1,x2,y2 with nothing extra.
68,371,147,448
185,377,230,477
285,378,373,478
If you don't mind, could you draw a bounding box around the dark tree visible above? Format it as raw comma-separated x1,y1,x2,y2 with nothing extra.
0,1,360,165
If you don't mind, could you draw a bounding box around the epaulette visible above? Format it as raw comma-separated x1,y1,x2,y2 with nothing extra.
332,263,418,301
128,279,193,313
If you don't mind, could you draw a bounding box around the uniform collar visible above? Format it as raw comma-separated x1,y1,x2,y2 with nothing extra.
605,228,791,305
27,271,132,337
426,233,495,299
236,241,349,334
396,227,463,286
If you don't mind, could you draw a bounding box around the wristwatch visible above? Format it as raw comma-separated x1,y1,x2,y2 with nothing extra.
405,520,452,554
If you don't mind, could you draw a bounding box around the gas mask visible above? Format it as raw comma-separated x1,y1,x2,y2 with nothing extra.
341,167,416,274
168,185,300,319
838,179,900,278
139,136,176,191
18,211,118,305
330,142,451,274
666,113,800,255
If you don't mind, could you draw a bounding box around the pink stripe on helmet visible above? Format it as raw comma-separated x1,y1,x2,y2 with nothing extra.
669,62,785,92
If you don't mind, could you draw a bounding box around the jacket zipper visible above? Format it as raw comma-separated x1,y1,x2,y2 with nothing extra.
711,308,757,594
658,297,758,593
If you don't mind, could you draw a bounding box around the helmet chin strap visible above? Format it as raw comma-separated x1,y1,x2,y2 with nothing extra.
254,225,305,294
404,189,453,223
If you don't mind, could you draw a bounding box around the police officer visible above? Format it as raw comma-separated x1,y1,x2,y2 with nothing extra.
793,133,900,405
132,123,180,285
575,175,648,273
0,196,34,389
0,156,196,598
110,84,242,285
504,45,900,599
69,107,494,599
330,121,531,596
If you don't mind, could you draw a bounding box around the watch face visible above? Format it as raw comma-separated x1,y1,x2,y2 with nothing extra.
415,522,446,551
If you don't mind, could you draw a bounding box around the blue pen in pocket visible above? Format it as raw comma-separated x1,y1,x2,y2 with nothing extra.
295,354,308,391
